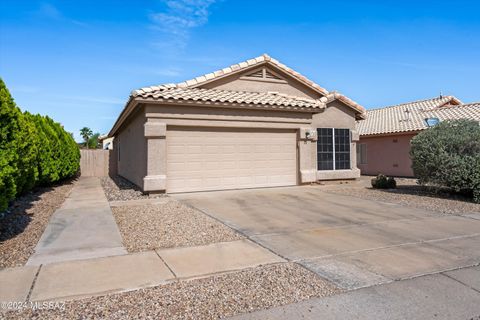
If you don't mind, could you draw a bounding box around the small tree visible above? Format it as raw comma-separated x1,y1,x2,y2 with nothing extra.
80,127,93,149
410,119,480,202
88,133,100,149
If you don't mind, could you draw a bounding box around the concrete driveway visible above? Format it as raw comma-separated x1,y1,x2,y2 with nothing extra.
174,186,480,290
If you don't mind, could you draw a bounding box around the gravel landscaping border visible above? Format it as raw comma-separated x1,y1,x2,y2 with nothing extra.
3,262,340,320
0,179,75,269
112,200,243,252
323,177,480,215
101,175,164,202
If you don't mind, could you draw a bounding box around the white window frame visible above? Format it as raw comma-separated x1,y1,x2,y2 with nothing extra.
317,128,351,171
357,143,367,165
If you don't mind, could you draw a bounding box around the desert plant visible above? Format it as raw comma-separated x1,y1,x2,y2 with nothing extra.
410,119,480,203
371,174,397,189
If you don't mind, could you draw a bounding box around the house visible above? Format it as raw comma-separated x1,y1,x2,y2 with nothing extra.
357,96,480,177
108,54,366,193
98,134,114,150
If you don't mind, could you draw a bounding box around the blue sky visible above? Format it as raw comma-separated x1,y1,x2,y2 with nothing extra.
1,0,479,140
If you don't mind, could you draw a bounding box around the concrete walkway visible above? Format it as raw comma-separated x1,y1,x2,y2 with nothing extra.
229,265,480,320
0,239,283,302
27,177,127,266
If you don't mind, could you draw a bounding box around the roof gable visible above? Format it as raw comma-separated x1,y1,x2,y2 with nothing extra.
176,54,330,97
109,54,367,137
133,54,366,118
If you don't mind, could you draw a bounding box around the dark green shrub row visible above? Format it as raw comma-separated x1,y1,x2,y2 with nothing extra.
0,79,80,211
410,119,480,203
371,174,397,189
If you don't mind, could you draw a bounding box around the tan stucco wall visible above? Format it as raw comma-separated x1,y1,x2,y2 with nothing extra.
114,100,362,192
312,101,361,180
358,133,417,177
200,67,323,100
312,101,357,129
116,107,147,188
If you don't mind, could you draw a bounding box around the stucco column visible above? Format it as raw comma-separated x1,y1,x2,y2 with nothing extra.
350,129,360,171
298,128,317,183
143,121,167,192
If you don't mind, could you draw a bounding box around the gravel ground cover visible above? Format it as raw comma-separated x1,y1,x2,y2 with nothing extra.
101,175,165,202
0,179,75,268
2,263,340,320
112,200,243,252
323,177,480,215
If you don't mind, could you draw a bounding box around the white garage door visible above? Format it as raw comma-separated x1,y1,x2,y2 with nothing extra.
167,127,297,193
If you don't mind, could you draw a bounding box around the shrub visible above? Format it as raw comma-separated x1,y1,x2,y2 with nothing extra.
410,119,480,203
0,78,80,211
371,174,397,189
0,78,20,210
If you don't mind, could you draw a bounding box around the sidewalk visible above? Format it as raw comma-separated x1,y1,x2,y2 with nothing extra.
0,176,283,304
0,239,283,302
27,177,127,266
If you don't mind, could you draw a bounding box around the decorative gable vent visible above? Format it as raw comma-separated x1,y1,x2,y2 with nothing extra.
265,70,282,80
244,68,285,82
247,69,264,78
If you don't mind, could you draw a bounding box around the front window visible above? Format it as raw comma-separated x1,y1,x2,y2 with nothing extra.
357,143,367,165
317,128,351,170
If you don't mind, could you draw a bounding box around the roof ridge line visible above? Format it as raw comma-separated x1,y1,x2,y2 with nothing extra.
367,96,457,112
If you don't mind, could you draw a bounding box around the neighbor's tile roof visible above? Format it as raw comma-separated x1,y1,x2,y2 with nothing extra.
132,84,327,110
356,96,480,136
426,102,480,121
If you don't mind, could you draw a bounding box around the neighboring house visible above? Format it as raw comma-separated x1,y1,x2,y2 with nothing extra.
109,54,366,193
357,96,480,177
98,134,114,150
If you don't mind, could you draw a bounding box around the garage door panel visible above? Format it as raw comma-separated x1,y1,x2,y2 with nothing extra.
167,127,297,193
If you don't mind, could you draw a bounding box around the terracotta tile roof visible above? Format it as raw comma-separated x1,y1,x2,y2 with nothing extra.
425,102,480,121
133,54,366,116
133,85,327,110
174,53,330,96
357,96,480,136
109,54,368,137
326,92,366,118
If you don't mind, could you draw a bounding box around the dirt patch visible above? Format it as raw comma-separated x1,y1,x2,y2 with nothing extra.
324,177,480,215
3,263,340,320
111,199,243,252
0,179,75,268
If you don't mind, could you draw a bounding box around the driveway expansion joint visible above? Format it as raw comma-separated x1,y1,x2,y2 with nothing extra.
174,198,290,262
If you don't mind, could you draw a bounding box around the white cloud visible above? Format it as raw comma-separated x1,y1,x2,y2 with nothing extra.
36,2,87,27
149,0,217,49
38,2,62,20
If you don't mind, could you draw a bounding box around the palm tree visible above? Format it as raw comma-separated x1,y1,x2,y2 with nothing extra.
80,127,93,149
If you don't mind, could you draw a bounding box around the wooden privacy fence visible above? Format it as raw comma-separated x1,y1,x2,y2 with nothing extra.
80,149,117,177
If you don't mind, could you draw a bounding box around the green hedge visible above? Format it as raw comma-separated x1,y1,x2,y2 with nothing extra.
0,78,80,211
410,119,480,203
